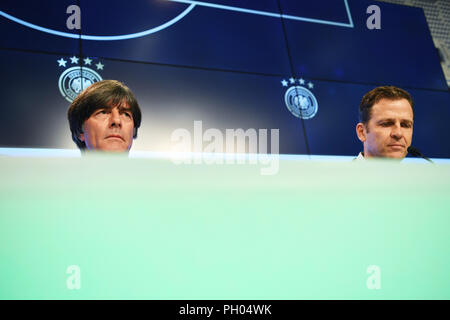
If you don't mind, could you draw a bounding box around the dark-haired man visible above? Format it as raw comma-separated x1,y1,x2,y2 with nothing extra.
67,80,142,152
355,86,414,160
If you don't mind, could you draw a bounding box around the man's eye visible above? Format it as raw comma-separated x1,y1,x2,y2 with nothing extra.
124,112,132,118
402,123,412,128
380,122,391,127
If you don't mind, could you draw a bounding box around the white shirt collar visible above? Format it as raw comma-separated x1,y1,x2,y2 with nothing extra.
355,152,365,161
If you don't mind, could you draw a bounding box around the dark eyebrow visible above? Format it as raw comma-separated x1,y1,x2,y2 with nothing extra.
377,119,395,123
377,118,413,123
95,106,112,112
117,105,132,112
96,105,131,112
119,109,132,116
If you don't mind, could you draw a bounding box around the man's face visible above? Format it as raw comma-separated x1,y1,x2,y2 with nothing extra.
356,98,413,159
80,104,135,152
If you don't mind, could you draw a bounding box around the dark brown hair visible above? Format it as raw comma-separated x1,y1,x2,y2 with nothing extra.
359,86,414,124
67,80,142,149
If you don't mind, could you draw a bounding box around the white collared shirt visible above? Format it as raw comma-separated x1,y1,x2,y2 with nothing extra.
354,152,365,161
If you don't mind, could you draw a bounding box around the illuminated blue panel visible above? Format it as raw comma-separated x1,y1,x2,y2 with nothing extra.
0,0,353,43
168,0,353,28
0,4,196,41
78,0,291,74
0,0,449,158
0,0,291,74
1,49,449,158
1,0,444,86
0,0,79,53
281,0,447,90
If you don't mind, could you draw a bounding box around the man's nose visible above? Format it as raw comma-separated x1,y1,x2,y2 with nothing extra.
390,123,403,140
109,109,122,127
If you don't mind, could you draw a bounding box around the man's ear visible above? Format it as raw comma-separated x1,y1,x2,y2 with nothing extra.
356,122,366,143
79,124,85,142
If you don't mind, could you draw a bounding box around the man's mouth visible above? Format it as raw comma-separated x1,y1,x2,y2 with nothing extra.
388,144,405,149
106,134,124,141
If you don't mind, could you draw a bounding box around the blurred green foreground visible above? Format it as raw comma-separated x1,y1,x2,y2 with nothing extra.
0,156,449,299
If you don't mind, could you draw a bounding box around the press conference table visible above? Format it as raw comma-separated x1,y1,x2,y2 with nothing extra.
1,155,449,299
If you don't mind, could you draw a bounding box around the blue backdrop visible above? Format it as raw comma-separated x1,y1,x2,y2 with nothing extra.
0,0,448,157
